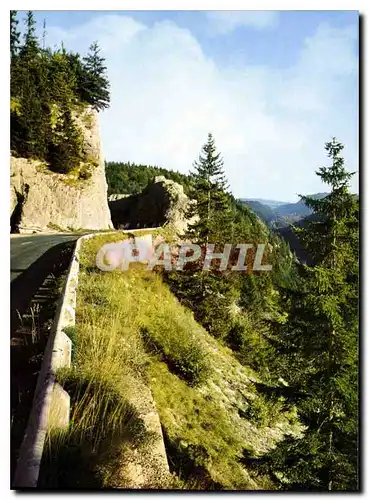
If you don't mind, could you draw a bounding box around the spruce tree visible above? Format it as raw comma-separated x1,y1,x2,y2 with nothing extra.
262,138,359,491
186,133,231,245
10,11,20,58
47,108,84,174
165,134,236,339
20,11,39,59
81,41,110,110
66,52,86,101
10,14,110,170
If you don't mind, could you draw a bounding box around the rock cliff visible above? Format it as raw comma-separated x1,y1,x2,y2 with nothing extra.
109,176,195,234
10,107,113,233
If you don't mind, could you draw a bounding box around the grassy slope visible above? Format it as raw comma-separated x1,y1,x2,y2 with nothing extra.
42,232,302,489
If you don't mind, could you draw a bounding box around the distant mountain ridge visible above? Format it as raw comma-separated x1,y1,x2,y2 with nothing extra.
241,198,287,209
240,200,275,224
241,192,358,264
240,193,330,228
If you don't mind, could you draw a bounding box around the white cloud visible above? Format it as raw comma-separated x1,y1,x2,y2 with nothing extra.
45,14,358,201
205,11,279,35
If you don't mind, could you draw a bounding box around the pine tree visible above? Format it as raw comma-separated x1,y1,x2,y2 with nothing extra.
47,108,84,173
262,138,359,491
10,11,20,58
10,11,22,100
81,41,110,110
164,134,237,340
11,11,47,159
47,48,78,106
186,133,231,245
20,11,39,59
10,14,110,171
66,52,86,101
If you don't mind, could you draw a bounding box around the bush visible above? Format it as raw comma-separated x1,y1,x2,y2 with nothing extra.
141,322,211,386
78,164,92,180
240,394,284,428
227,314,274,378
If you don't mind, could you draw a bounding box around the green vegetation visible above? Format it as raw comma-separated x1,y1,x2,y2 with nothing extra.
10,9,357,490
11,241,75,482
185,132,231,244
40,231,300,489
163,134,297,379
10,10,110,175
45,134,356,491
105,161,193,195
44,136,357,490
258,139,359,490
241,199,276,224
141,319,211,386
40,373,145,488
131,135,357,491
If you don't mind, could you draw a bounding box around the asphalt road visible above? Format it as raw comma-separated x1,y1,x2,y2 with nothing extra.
10,229,153,333
10,233,80,338
10,233,81,480
11,233,79,282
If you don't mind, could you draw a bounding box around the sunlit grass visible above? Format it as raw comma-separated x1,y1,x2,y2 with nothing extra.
40,232,301,489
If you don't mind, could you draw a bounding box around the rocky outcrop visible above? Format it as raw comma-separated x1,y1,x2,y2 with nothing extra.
109,176,195,234
10,107,113,233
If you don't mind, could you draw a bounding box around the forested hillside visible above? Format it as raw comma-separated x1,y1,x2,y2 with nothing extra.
10,10,110,176
105,161,193,195
240,200,276,224
105,134,358,490
10,10,358,491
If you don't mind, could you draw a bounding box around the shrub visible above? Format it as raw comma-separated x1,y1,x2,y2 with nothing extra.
141,321,211,386
240,394,285,428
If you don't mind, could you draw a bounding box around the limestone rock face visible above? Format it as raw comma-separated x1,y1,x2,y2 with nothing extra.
10,108,113,233
109,176,195,234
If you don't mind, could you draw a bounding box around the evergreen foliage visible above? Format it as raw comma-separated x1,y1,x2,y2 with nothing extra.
260,139,359,491
20,10,39,59
81,42,110,111
105,161,193,195
161,135,294,366
10,11,111,173
110,138,358,490
186,133,232,245
10,11,20,58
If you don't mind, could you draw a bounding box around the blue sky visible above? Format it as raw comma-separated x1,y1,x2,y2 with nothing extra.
33,10,358,69
19,10,359,201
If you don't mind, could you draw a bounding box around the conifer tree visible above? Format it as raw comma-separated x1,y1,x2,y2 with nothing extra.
262,138,359,491
20,11,39,59
81,41,110,110
47,108,84,173
66,52,86,101
165,134,237,339
10,13,111,171
10,11,20,58
186,133,231,245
